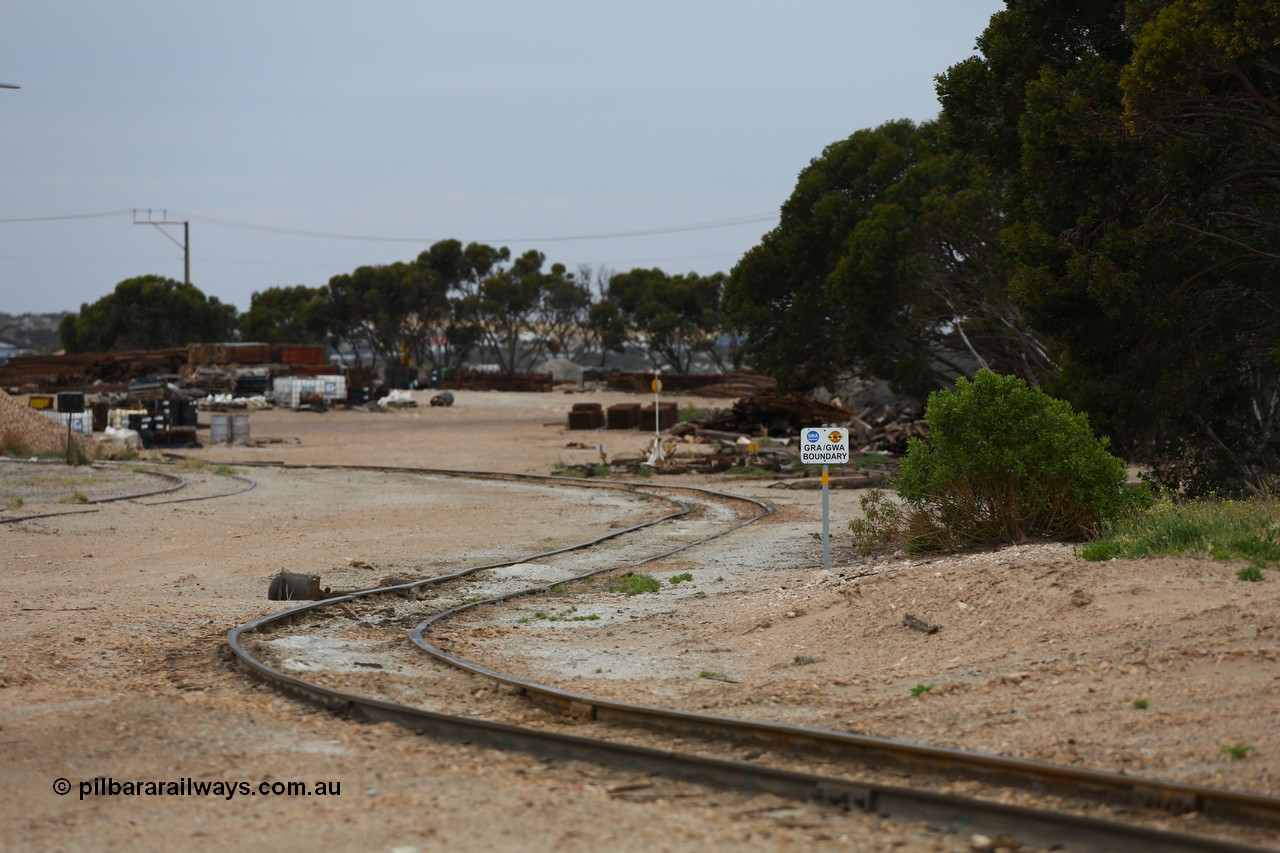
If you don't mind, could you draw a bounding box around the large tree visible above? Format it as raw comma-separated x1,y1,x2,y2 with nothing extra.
608,267,729,373
59,275,237,352
239,284,330,345
456,249,551,375
326,260,440,369
725,118,1046,395
938,0,1280,490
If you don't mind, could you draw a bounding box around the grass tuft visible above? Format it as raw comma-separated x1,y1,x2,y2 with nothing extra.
1082,495,1280,571
607,573,662,595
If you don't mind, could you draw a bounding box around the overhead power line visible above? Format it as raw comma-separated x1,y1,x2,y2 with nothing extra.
0,208,777,243
170,211,779,244
0,210,134,223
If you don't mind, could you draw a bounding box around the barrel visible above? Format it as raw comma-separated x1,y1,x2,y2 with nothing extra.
210,413,230,444
230,413,250,445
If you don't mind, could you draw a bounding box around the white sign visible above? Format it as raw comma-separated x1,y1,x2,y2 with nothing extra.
800,427,849,464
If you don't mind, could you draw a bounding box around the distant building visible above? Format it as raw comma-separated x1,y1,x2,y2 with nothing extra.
0,341,29,365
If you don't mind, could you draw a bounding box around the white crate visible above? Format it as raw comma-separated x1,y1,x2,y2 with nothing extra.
40,410,92,436
271,375,347,409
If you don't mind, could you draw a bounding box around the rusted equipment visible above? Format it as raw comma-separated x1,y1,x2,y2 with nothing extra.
267,571,324,601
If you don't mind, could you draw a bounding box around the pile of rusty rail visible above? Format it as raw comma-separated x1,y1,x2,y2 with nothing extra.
604,369,774,397
0,342,334,397
0,348,188,394
439,369,554,392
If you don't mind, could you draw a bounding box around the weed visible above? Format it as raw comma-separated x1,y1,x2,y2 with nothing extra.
4,496,24,510
1133,699,1149,710
213,464,237,475
1224,743,1254,759
678,408,706,423
1237,566,1265,582
910,683,935,697
608,573,662,595
1084,494,1280,572
849,490,908,556
60,490,89,504
793,655,819,666
669,572,693,586
176,458,207,470
852,452,892,470
698,670,718,679
532,606,599,623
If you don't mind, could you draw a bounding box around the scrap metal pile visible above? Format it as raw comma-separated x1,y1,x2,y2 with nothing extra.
561,388,925,482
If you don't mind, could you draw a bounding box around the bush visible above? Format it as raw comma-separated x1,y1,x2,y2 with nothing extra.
870,371,1128,551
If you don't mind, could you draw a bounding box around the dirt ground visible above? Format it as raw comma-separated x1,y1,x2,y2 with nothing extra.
1,389,1277,852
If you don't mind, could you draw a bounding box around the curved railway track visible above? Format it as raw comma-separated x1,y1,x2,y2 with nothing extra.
225,462,1280,852
0,457,257,523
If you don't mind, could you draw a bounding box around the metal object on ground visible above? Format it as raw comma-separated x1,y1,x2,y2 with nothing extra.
430,391,454,407
267,571,323,601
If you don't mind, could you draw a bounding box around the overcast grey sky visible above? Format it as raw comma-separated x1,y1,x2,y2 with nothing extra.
1,1,1004,315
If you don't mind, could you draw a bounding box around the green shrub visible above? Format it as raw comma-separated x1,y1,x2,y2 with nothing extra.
884,371,1128,551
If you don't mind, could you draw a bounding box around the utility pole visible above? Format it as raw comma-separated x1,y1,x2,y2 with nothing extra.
133,209,189,284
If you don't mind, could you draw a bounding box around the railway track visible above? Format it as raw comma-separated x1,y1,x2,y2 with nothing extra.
0,457,256,523
227,463,1279,852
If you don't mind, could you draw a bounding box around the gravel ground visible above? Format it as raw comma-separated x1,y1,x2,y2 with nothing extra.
1,389,1277,852
0,390,97,457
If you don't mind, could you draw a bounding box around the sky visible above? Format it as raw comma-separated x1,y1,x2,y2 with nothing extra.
0,1,1005,316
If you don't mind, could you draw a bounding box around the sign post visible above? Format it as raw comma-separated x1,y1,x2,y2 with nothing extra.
801,426,850,571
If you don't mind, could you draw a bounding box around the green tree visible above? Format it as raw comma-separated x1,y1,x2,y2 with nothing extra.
938,0,1280,491
725,118,1046,395
539,264,592,361
456,249,550,375
239,285,330,344
326,260,442,369
609,268,729,373
420,239,510,370
59,275,237,352
584,297,627,367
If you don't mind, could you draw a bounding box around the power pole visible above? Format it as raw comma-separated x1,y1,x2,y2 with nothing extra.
133,209,190,284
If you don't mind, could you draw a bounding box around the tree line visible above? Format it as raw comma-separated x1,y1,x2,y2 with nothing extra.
58,239,743,376
56,1,1278,491
722,0,1280,493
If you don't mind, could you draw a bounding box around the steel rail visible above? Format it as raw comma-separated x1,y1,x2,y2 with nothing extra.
134,472,257,505
412,614,1280,828
225,464,1275,851
230,640,1267,853
0,460,184,523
